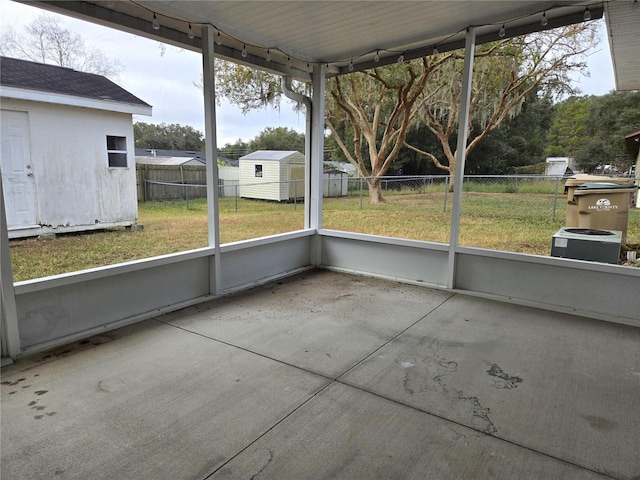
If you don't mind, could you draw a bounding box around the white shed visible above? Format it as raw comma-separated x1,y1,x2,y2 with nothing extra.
545,157,577,176
323,169,348,197
0,57,152,239
239,150,305,201
219,165,239,198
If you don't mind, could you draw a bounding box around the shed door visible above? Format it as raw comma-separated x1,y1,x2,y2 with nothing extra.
328,173,342,197
1,111,37,228
288,164,305,199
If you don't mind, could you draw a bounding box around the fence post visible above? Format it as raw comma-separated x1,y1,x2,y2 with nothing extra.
143,165,148,202
552,176,560,222
360,177,363,210
180,165,187,202
443,176,449,212
294,180,297,210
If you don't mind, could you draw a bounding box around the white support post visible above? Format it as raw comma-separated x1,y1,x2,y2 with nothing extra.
280,77,312,229
310,64,326,264
0,169,21,359
201,26,221,294
446,27,476,289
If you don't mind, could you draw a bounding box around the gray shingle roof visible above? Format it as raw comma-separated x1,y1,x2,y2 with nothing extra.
0,56,150,107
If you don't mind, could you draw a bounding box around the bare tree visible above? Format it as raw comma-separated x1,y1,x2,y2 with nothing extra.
1,14,122,78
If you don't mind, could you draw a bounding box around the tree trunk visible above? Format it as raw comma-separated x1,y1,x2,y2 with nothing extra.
447,168,455,192
367,179,385,204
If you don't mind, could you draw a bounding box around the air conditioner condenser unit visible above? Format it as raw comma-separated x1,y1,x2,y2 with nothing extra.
550,228,622,264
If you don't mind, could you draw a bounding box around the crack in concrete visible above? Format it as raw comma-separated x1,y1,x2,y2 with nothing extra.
249,448,274,480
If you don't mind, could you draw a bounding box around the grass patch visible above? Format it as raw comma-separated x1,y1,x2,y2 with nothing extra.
9,192,639,281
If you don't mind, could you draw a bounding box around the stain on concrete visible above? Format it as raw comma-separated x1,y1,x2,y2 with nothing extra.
96,379,125,393
583,415,617,431
27,392,57,419
1,377,27,386
3,376,58,420
398,338,497,435
486,363,523,389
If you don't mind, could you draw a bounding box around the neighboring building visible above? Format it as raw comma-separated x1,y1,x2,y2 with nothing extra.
325,160,357,176
219,166,240,198
239,150,305,201
135,149,239,198
545,157,578,176
0,57,151,239
323,169,349,197
134,148,239,167
135,156,204,167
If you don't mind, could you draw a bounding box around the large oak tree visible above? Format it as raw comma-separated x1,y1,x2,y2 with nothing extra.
405,24,598,189
213,22,599,202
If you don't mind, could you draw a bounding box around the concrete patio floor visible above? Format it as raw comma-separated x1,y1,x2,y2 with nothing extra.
1,269,639,480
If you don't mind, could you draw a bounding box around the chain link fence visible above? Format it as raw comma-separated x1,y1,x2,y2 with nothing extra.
140,174,639,222
139,174,639,254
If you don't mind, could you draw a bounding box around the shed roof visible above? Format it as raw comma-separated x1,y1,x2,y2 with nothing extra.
135,148,206,160
240,150,304,161
135,156,204,166
0,56,151,112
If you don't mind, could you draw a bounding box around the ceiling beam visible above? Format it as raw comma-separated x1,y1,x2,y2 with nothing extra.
333,6,604,76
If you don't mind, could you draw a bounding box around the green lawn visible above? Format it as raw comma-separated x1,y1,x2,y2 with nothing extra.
9,192,640,281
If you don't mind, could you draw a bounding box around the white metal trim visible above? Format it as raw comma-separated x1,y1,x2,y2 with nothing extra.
281,77,312,228
446,27,476,289
451,287,639,329
218,266,314,296
0,173,21,358
220,229,315,253
456,245,640,276
1,86,152,116
202,25,222,295
16,292,218,357
322,265,447,291
14,247,215,294
319,229,448,251
309,65,326,265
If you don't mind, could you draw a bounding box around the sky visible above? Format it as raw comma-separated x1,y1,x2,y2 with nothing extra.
0,0,616,147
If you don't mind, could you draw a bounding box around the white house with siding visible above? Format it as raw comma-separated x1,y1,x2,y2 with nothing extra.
239,150,305,201
0,57,151,238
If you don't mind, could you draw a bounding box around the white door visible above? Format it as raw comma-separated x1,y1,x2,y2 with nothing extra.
1,110,37,228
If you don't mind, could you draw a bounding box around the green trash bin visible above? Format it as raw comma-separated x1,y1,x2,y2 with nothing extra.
572,182,638,243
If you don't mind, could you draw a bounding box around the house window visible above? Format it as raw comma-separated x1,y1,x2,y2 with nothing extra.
106,135,128,167
255,164,263,177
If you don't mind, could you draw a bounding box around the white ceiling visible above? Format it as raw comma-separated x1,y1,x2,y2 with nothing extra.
605,1,640,91
24,1,639,89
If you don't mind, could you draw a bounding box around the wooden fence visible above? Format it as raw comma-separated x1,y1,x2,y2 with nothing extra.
136,164,207,201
